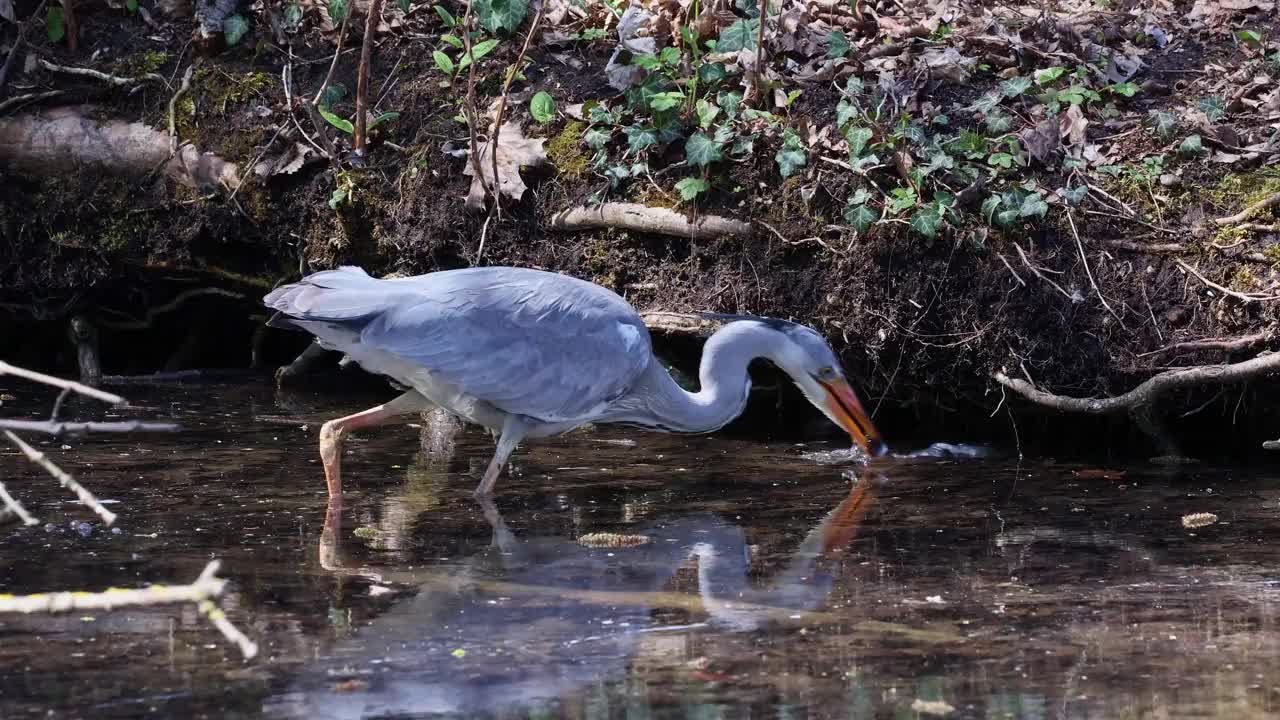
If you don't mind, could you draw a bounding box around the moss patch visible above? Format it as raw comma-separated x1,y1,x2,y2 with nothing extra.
546,121,590,180
111,51,170,77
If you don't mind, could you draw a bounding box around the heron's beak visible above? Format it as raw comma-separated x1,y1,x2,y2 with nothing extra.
819,378,889,457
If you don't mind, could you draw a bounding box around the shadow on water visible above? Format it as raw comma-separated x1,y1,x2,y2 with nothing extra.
1,383,1280,719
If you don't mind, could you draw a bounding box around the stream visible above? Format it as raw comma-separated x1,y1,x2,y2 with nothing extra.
1,382,1278,718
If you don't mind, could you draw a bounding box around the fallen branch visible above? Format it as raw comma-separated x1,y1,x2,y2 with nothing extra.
39,59,166,88
0,560,259,659
0,480,38,526
549,203,752,239
0,419,180,435
4,430,118,525
1175,259,1280,303
0,360,125,405
1215,191,1280,226
993,352,1280,416
0,90,65,115
640,311,728,337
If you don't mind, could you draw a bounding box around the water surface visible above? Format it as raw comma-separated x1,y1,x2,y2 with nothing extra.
1,383,1278,718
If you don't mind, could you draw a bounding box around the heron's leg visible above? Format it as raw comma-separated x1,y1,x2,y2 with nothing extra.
320,390,430,500
475,415,529,496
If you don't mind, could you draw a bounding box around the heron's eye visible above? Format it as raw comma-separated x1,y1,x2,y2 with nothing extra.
818,366,836,380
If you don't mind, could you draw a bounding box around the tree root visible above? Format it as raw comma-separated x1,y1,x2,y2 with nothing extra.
639,311,729,337
1215,191,1280,226
0,107,240,191
1141,331,1275,357
550,203,753,239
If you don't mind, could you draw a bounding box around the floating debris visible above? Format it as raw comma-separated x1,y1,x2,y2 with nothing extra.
1181,512,1218,529
911,698,956,716
578,532,651,548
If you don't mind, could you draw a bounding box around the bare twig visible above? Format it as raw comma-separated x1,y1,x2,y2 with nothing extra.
4,430,118,525
39,59,166,88
1139,332,1275,357
460,0,490,201
0,361,125,405
0,560,259,659
0,480,38,526
1013,242,1078,303
0,419,180,436
997,253,1026,287
312,8,352,105
168,65,194,156
994,351,1280,416
1175,259,1280,303
1067,210,1121,323
753,0,768,105
1102,238,1187,254
1215,191,1280,226
488,0,546,218
352,0,386,156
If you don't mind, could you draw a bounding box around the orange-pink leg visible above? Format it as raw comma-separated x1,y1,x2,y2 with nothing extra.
319,391,429,501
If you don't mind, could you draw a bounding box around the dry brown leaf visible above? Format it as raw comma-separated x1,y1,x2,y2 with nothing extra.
1060,104,1088,146
464,121,547,211
1021,118,1060,165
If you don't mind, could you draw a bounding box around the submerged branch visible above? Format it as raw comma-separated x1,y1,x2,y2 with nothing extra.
0,480,39,526
0,419,180,435
4,430,118,525
0,361,125,405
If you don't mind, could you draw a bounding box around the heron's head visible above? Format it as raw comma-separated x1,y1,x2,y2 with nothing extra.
757,320,889,457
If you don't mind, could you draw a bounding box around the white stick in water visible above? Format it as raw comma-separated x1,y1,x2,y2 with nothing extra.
3,430,118,525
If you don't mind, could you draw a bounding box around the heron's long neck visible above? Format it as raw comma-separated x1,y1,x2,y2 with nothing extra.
607,321,777,433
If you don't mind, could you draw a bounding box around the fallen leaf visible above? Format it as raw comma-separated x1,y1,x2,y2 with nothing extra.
1021,118,1060,165
254,142,319,177
1060,104,1089,146
463,120,547,210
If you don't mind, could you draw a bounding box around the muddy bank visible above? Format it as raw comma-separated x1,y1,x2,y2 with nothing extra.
2,0,1279,456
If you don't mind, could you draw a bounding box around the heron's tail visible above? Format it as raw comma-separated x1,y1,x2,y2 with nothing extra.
263,266,391,330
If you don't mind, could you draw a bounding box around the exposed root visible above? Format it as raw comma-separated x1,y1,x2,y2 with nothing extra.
640,311,728,337
1215,191,1280,226
168,64,194,155
39,59,166,88
0,90,65,115
1176,259,1280,303
994,352,1280,416
1140,331,1276,357
550,203,752,239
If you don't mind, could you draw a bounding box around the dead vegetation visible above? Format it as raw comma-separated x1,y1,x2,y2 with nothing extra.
1,0,1279,453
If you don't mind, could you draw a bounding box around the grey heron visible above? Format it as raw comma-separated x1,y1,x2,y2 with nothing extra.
264,266,886,498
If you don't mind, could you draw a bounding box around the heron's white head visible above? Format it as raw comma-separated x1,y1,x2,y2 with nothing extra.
754,319,889,457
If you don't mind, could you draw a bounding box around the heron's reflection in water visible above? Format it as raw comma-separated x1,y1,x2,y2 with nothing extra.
272,470,881,719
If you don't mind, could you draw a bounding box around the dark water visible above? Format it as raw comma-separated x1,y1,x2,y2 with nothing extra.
2,383,1279,719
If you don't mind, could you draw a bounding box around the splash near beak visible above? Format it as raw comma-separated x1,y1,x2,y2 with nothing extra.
819,378,889,457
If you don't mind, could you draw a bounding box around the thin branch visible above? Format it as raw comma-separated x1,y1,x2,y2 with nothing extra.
0,0,50,96
1215,191,1280,226
1175,259,1280,303
0,90,65,114
197,598,260,659
1013,242,1078,302
0,480,38,526
4,430,117,525
352,0,386,156
312,8,352,105
0,419,180,435
753,0,768,105
168,65,194,156
488,0,546,217
1067,210,1122,323
460,0,490,201
1139,332,1275,357
0,361,125,405
993,351,1280,416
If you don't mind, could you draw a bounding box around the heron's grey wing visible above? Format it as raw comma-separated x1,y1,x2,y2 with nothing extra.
361,269,653,423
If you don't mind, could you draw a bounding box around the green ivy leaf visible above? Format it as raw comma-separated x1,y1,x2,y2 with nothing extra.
675,177,710,201
624,125,658,153
969,93,1000,114
328,188,349,210
844,202,879,234
887,187,918,215
223,15,251,47
685,132,723,168
695,98,720,129
648,91,684,112
1061,185,1088,206
1235,29,1263,47
731,134,755,156
1033,67,1066,85
440,33,464,48
984,112,1012,134
1000,76,1032,97
318,83,346,110
1019,192,1049,218
47,5,65,43
659,46,681,65
845,126,873,157
432,50,455,74
827,30,849,59
632,53,663,71
1197,96,1225,123
716,19,758,52
910,206,943,238
283,2,304,31
126,0,139,13
319,108,355,135
775,130,807,178
995,208,1021,227
474,0,528,34
836,98,859,129
987,152,1014,169
1179,134,1203,156
1107,82,1140,97
716,91,742,120
698,62,726,85
583,127,610,151
530,91,555,123
980,195,1002,222
328,0,348,26
1150,110,1177,138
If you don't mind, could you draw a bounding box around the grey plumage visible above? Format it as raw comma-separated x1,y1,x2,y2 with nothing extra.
265,266,884,496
